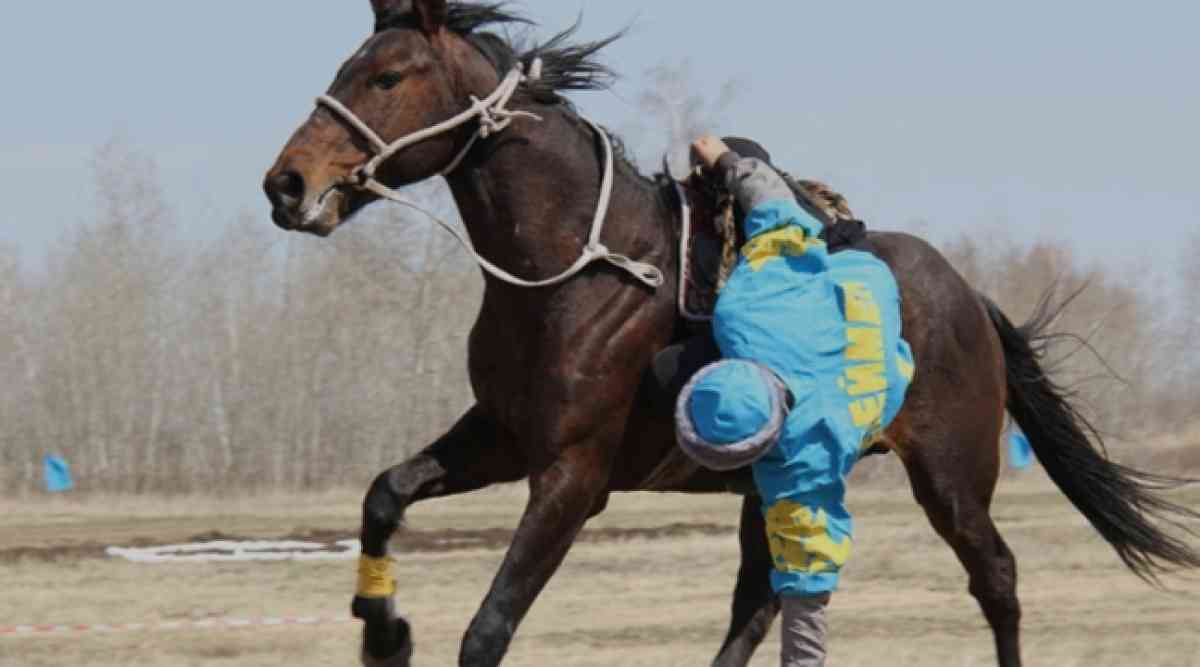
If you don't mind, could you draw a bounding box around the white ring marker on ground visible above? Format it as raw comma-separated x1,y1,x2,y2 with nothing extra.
105,539,361,563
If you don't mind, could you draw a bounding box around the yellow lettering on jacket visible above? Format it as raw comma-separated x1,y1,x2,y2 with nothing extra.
846,327,884,362
742,227,821,271
841,281,882,325
844,363,887,396
849,395,886,429
839,282,891,430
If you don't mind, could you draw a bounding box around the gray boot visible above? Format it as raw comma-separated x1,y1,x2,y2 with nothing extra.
781,593,831,667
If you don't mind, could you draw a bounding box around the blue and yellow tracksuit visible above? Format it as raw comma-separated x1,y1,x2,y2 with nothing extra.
692,157,915,597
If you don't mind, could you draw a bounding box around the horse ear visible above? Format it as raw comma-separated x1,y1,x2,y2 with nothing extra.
370,0,405,22
370,0,446,34
411,0,448,34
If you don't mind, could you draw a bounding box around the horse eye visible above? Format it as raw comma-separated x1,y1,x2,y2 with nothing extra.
372,71,405,90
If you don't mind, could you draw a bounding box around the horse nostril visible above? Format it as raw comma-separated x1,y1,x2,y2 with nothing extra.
267,170,306,207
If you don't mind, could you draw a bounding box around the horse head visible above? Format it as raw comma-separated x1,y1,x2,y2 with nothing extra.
264,0,501,236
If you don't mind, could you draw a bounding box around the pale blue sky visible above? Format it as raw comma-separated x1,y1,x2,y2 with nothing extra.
2,1,1197,266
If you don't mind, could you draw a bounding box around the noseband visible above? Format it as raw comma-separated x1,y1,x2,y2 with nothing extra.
314,61,664,289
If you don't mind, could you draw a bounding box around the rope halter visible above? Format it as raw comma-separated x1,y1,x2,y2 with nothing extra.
313,60,665,290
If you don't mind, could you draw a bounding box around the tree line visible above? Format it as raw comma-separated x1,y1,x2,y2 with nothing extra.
3,67,1196,496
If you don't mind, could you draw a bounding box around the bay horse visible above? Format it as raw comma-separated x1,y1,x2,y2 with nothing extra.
263,2,1200,665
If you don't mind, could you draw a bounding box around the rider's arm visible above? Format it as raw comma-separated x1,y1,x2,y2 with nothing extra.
719,154,796,214
691,136,813,233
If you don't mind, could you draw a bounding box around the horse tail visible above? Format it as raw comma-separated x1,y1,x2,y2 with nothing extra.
982,291,1200,583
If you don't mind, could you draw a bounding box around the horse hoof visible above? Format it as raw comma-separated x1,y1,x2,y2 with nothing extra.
354,596,414,667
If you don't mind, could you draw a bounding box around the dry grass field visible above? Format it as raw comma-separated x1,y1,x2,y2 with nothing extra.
3,470,1199,666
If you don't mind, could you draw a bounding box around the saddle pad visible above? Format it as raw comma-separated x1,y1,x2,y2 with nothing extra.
677,184,726,323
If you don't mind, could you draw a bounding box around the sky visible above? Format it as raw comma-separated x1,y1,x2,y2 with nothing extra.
2,1,1197,269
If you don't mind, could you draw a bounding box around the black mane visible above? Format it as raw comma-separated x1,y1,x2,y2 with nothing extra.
375,2,620,104
375,2,662,186
375,2,526,36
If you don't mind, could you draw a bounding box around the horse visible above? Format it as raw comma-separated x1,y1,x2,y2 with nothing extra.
263,2,1200,665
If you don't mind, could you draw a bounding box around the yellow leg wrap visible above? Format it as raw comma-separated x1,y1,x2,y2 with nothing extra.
356,555,397,599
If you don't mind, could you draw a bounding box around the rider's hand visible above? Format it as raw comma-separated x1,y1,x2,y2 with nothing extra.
690,136,731,171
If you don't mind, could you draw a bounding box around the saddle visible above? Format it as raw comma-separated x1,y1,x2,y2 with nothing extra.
674,169,868,323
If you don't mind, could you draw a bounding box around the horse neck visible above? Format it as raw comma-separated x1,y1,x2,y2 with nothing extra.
443,105,676,298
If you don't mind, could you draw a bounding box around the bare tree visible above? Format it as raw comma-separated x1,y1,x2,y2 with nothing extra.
633,59,742,176
4,122,1197,495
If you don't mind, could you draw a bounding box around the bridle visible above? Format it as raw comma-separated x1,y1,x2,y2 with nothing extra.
314,60,664,289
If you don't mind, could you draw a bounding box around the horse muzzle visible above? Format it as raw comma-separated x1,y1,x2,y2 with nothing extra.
265,170,346,236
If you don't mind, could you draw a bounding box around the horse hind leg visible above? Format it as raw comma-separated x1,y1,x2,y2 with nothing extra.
900,427,1022,667
356,406,527,667
712,494,780,667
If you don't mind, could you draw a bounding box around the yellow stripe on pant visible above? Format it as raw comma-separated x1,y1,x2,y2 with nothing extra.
765,501,852,575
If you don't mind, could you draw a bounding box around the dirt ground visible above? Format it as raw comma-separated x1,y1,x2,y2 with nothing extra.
3,472,1199,666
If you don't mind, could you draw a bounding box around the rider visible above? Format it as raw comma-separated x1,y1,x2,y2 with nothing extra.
675,136,916,666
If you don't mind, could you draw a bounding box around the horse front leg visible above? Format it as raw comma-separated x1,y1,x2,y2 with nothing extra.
356,405,527,667
713,494,780,667
458,440,613,666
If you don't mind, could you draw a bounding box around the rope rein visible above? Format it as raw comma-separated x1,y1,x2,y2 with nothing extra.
315,60,664,290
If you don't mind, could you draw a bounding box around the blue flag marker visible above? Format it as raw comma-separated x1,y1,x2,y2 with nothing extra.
43,455,74,493
1008,430,1033,470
